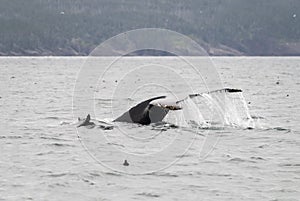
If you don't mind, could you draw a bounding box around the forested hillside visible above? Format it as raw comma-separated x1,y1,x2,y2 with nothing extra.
0,0,299,56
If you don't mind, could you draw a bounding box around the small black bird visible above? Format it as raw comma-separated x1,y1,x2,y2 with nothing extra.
123,160,129,166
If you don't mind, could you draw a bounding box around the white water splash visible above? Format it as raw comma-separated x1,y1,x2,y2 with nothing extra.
203,90,255,128
181,97,208,127
164,97,208,128
168,90,255,129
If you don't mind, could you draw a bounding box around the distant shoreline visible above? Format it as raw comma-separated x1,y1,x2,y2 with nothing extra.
0,55,300,59
1,42,300,57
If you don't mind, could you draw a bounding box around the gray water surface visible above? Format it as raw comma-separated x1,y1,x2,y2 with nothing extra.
0,57,299,201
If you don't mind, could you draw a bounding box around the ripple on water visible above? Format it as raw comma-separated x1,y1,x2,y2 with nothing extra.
104,172,122,177
149,172,179,177
250,156,266,161
40,136,71,142
175,153,193,158
228,157,253,163
36,151,55,156
261,126,292,132
43,116,60,120
136,192,160,198
45,172,75,178
0,135,22,139
45,142,76,147
36,150,70,156
279,163,300,167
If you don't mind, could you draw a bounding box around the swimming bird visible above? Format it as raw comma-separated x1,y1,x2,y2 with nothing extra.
123,160,129,166
77,114,95,127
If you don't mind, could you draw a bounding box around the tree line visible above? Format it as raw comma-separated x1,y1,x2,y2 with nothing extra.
0,0,299,55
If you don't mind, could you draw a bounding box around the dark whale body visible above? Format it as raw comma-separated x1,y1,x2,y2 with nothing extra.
114,96,170,125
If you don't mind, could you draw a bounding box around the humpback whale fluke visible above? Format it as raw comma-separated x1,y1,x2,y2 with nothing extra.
75,88,243,127
114,88,242,125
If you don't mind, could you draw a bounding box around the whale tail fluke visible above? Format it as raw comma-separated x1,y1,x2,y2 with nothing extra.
176,88,243,103
109,88,244,126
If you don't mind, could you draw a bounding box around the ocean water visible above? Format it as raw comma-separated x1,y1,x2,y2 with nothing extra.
0,57,299,201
